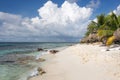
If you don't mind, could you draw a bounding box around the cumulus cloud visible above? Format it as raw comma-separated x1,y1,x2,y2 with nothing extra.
113,5,120,15
0,1,92,42
86,0,100,9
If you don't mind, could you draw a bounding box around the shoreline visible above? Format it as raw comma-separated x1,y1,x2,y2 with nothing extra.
0,42,75,80
26,45,71,80
29,43,120,80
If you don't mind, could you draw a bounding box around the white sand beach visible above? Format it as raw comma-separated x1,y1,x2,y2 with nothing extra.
30,44,120,80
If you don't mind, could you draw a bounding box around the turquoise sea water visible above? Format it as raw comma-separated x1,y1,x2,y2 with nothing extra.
0,42,77,80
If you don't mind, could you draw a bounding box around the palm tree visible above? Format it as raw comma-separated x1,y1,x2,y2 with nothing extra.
84,12,120,45
111,12,120,28
97,14,105,26
85,21,98,37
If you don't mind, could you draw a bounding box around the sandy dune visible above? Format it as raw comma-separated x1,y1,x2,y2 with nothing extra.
30,44,120,80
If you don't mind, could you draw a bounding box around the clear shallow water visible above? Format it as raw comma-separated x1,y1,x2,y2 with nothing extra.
0,42,76,55
0,42,77,80
0,64,33,80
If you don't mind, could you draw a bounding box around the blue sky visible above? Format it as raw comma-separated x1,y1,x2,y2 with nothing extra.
0,0,120,18
0,0,120,42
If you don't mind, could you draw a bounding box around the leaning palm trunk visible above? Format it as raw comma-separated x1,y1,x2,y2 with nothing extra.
106,36,115,46
106,36,115,50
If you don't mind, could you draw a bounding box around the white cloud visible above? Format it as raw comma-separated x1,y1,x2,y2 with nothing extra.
86,0,100,9
113,5,120,16
0,1,92,42
93,18,97,23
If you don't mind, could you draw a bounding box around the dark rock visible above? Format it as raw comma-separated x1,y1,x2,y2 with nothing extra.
17,56,35,64
40,71,46,75
49,50,59,54
36,58,46,62
44,50,48,52
37,67,46,75
101,37,107,45
114,28,120,44
17,56,35,61
0,54,36,65
37,67,43,72
80,37,89,43
88,33,99,43
106,49,110,51
0,61,15,64
80,33,99,43
0,54,22,64
114,28,120,40
37,48,44,51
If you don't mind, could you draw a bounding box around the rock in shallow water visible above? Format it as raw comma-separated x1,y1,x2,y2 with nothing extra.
37,48,44,51
0,54,22,64
49,50,59,54
0,54,35,64
27,67,46,80
36,58,46,62
37,67,46,75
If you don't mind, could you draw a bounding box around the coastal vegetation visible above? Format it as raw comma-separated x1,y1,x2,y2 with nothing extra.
81,12,120,46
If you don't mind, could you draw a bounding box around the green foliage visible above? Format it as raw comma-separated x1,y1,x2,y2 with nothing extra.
97,30,114,37
117,15,120,28
104,12,118,30
87,21,98,33
85,31,90,37
97,14,105,26
84,12,120,45
118,16,120,23
85,12,120,38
